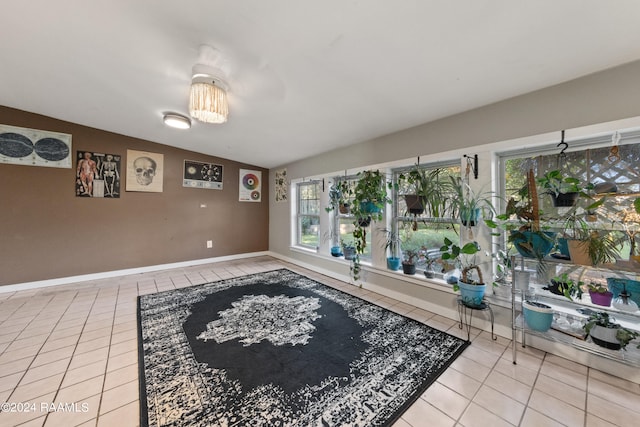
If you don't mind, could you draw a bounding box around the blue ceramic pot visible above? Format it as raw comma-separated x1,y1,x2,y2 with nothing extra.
523,301,554,332
458,281,486,307
387,257,401,271
510,231,556,259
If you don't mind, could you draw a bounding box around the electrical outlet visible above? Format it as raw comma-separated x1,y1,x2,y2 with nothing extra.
206,240,213,248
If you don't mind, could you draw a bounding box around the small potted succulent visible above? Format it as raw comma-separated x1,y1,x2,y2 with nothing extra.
583,311,639,350
587,282,613,307
402,248,419,275
424,255,437,279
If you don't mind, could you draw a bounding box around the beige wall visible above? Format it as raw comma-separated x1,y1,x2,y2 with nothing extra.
0,106,269,286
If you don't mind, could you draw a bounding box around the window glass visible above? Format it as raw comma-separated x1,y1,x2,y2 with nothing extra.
297,182,320,249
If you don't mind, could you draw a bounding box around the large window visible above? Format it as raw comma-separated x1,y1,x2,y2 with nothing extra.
296,181,320,249
393,162,461,269
498,134,640,282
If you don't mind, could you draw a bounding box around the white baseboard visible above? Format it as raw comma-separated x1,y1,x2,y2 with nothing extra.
0,251,270,294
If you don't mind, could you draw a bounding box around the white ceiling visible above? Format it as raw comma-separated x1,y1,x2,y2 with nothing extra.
2,1,640,169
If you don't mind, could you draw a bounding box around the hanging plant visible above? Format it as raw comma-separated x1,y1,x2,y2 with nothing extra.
347,170,395,281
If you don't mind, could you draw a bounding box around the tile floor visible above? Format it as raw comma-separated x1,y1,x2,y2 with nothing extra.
0,256,638,427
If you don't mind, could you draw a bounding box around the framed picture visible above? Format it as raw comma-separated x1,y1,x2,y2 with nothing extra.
239,169,262,202
0,123,72,168
126,149,164,192
183,160,223,190
274,168,287,202
76,151,121,198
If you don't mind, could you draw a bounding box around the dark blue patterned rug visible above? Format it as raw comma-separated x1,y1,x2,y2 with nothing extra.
137,269,469,426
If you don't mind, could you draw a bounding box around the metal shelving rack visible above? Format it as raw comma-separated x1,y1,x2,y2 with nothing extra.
510,256,640,367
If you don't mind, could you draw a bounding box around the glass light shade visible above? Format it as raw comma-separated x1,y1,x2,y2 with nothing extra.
189,82,228,124
163,113,191,129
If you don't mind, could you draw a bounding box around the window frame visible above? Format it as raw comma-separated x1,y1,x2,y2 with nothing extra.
295,180,321,250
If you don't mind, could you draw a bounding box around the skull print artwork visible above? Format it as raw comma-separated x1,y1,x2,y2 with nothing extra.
134,156,157,186
126,150,164,192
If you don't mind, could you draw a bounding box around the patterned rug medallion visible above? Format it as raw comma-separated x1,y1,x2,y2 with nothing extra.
137,269,469,426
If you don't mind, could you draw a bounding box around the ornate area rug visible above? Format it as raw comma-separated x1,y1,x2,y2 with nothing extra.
137,269,469,426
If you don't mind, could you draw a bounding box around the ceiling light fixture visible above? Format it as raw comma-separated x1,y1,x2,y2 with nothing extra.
189,46,230,124
163,113,192,129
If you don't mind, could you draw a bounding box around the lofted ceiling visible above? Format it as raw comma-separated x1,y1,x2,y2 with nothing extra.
2,1,640,169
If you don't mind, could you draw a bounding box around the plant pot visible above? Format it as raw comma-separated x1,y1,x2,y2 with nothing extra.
460,207,480,226
588,324,622,350
338,203,350,214
360,201,381,215
545,279,569,296
458,281,486,307
387,257,401,271
523,301,554,332
404,195,425,215
510,231,556,259
556,237,570,258
402,262,416,275
567,239,593,266
606,278,640,306
551,192,579,207
424,269,435,279
357,216,371,227
343,246,356,261
330,246,343,257
589,290,613,307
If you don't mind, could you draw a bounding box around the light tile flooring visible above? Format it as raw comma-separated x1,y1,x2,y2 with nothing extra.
0,256,638,427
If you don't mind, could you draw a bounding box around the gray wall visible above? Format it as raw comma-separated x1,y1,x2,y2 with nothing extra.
269,59,640,264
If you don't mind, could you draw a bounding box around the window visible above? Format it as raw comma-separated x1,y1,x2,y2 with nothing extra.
332,177,372,258
392,162,461,269
498,134,640,282
296,181,321,249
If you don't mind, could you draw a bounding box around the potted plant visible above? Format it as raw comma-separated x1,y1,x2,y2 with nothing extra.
402,248,419,275
450,177,496,227
346,170,394,281
381,228,402,271
560,200,620,266
399,166,457,230
342,239,356,261
587,282,613,307
583,311,639,350
537,169,594,207
522,301,554,332
440,237,485,306
620,197,640,263
424,255,437,278
322,226,342,257
544,272,584,301
487,169,556,264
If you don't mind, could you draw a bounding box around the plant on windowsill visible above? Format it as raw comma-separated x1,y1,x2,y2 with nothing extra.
401,248,420,275
583,311,640,350
381,228,402,271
